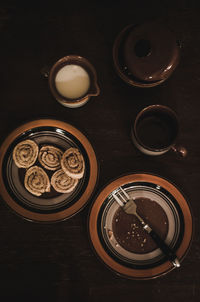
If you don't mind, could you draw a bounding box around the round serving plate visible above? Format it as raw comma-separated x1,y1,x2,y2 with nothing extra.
88,173,193,280
0,119,98,223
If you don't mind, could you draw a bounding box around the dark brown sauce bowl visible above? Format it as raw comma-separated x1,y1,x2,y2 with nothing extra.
113,24,180,88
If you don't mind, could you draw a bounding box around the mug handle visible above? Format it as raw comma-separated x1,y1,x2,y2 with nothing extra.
171,145,187,157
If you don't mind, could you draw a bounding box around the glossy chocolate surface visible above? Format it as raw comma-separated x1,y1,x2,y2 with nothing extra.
112,197,168,254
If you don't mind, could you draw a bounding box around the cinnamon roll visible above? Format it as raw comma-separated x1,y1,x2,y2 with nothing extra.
24,166,50,196
51,169,79,193
13,139,39,168
61,148,85,179
38,145,63,171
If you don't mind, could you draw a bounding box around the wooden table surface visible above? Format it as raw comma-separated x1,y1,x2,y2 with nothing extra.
0,1,199,301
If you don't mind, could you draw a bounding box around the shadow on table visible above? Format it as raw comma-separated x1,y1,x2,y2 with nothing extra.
0,261,58,301
0,260,90,302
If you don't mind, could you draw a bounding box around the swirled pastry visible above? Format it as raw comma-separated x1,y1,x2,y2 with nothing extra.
24,166,50,196
13,139,39,168
38,145,63,171
51,169,79,193
61,148,85,179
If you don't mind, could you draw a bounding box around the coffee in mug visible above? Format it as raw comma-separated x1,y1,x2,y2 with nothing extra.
131,105,187,157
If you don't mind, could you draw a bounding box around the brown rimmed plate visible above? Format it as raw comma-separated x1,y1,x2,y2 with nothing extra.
88,173,193,280
0,119,98,223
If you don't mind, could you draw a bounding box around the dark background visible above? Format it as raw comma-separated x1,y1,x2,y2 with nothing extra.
0,0,199,301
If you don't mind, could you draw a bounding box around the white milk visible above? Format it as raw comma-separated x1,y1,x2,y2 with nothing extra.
55,64,90,99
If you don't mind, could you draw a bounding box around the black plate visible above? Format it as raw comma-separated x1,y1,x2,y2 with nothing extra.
88,173,193,279
0,119,98,222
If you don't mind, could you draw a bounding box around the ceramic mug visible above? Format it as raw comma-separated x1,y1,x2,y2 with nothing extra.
47,55,100,108
131,105,187,157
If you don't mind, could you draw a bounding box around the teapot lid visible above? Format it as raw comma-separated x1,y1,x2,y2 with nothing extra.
124,22,180,82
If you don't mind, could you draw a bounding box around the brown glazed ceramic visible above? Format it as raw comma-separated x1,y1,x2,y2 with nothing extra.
0,119,98,223
124,22,180,82
113,22,180,88
131,105,187,157
88,173,193,280
49,55,100,108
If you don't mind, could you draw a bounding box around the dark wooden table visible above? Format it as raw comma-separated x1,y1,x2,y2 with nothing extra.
0,1,199,301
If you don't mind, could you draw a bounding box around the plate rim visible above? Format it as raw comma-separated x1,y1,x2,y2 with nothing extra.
88,173,193,279
0,119,98,223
